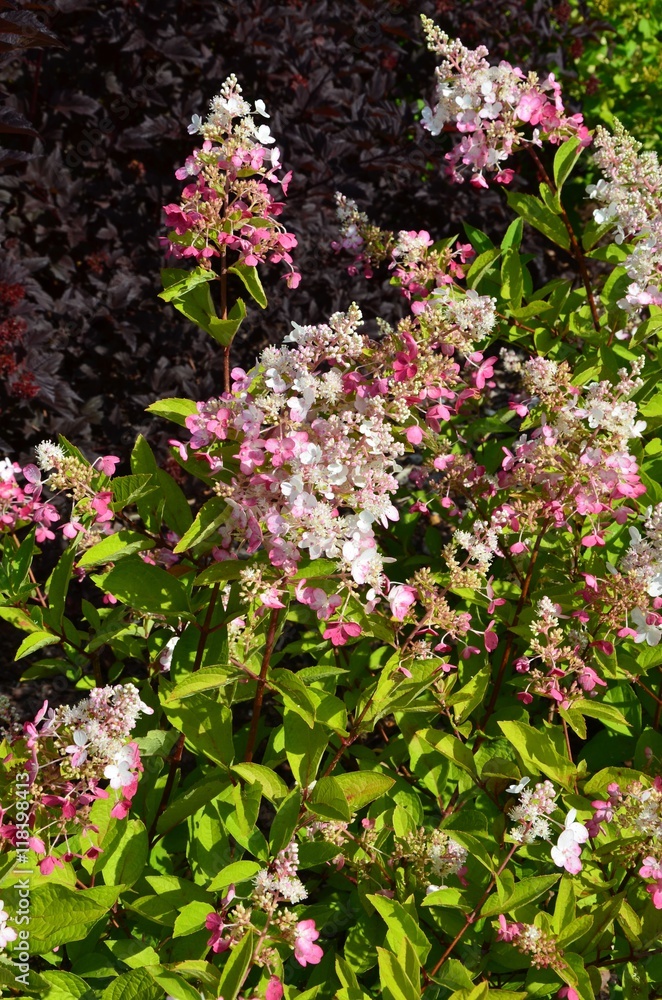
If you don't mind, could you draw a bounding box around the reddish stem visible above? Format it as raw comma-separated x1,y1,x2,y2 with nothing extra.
244,607,281,762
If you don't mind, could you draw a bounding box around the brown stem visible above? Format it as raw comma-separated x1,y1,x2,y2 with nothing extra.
495,309,538,336
528,148,601,333
244,607,281,762
321,691,377,778
587,946,662,969
480,528,545,730
425,833,525,982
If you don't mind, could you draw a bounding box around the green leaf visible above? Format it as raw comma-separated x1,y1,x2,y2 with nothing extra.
39,970,97,1000
501,248,524,310
621,962,650,1000
156,773,229,835
204,297,247,347
46,545,77,630
308,775,352,821
498,720,576,788
97,819,147,887
284,712,328,788
292,558,339,579
483,874,560,917
448,665,491,724
194,560,247,585
14,629,57,660
131,434,193,536
146,968,203,1000
573,698,629,731
102,968,164,1000
146,397,198,427
422,731,477,777
334,771,395,811
162,691,233,767
269,788,302,855
29,883,122,952
111,473,159,508
584,766,641,797
160,266,232,341
208,860,262,892
368,895,431,964
269,668,316,727
553,137,583,191
106,940,160,968
215,927,255,1000
97,555,190,615
172,901,214,939
159,266,215,302
558,952,594,1000
174,497,230,554
462,223,495,254
229,263,268,308
377,946,420,1000
232,762,289,803
500,217,524,252
539,182,562,216
506,192,570,250
466,247,501,289
77,529,155,569
165,665,235,702
6,526,36,594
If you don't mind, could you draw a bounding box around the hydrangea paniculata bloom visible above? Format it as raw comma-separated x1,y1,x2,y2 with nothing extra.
162,75,299,288
588,120,662,315
420,15,590,188
0,684,152,874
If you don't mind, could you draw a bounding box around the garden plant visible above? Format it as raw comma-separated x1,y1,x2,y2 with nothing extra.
0,12,661,1000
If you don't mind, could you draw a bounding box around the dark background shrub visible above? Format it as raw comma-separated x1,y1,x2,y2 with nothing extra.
0,0,602,465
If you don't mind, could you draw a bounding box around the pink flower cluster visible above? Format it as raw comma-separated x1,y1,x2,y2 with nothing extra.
420,15,590,188
204,839,323,975
162,74,299,287
0,684,151,875
0,456,59,543
172,287,499,641
333,194,476,301
496,917,565,969
0,442,121,545
586,775,662,907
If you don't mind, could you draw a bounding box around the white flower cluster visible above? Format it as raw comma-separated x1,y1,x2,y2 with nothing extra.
589,121,662,315
52,683,153,785
621,504,662,599
189,73,276,150
252,840,308,905
210,305,405,591
35,440,65,471
420,18,521,139
508,777,557,843
451,518,504,575
630,782,662,840
430,287,497,344
426,830,467,882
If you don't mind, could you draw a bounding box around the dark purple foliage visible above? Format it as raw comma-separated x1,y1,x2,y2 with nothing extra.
0,0,600,462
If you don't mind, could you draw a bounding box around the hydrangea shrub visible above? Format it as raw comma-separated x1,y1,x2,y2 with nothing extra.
0,17,661,1000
